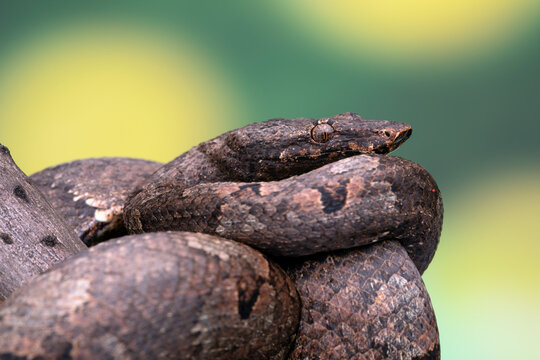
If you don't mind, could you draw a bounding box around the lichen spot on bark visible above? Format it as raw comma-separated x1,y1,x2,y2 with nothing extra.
0,233,13,245
13,184,29,202
41,235,58,247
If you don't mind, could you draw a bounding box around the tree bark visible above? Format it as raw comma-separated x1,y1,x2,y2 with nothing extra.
0,144,86,300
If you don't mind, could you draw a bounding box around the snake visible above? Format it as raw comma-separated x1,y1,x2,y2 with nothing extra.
0,112,443,359
29,157,161,245
123,112,440,273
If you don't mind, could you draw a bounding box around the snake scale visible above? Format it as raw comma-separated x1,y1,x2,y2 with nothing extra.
0,112,443,359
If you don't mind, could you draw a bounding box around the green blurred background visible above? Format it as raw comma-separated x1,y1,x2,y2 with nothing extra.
1,1,539,358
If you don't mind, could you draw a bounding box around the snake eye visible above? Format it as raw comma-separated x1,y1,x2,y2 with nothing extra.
311,123,335,143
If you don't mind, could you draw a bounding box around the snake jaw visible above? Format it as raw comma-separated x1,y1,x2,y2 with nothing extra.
388,127,413,152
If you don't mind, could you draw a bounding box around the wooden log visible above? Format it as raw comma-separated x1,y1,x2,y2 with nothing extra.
0,144,86,300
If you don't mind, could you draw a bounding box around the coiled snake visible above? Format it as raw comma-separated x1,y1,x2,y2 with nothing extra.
0,112,443,359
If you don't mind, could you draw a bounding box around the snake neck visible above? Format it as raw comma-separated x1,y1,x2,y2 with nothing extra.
147,146,231,189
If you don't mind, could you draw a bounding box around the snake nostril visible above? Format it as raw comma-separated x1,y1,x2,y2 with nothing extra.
378,130,393,139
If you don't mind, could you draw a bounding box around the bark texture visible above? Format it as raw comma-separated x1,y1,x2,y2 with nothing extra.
0,145,86,300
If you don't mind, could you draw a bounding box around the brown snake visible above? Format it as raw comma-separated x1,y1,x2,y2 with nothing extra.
0,112,443,359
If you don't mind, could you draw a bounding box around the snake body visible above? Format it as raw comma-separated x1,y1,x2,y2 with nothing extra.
0,232,300,359
0,112,443,359
283,240,439,359
30,157,161,245
125,154,441,273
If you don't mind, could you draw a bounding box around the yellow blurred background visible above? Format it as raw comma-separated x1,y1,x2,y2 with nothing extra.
1,1,539,358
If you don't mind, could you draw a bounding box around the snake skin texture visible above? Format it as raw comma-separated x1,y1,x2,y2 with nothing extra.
124,154,442,274
281,241,439,360
30,158,161,246
0,232,300,359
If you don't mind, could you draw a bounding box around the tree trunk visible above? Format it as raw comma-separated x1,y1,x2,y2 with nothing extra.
0,144,86,300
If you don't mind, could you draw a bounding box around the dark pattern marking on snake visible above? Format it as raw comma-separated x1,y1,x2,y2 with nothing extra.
315,178,350,214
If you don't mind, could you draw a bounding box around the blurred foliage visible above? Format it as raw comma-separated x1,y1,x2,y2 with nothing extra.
0,1,539,359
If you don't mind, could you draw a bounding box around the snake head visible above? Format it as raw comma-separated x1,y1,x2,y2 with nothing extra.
311,112,412,154
203,112,412,181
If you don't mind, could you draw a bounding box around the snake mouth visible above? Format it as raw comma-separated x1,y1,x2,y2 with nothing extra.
395,128,412,147
385,127,412,153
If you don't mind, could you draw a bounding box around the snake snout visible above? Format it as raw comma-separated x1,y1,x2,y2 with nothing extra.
388,126,412,151
396,128,412,143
